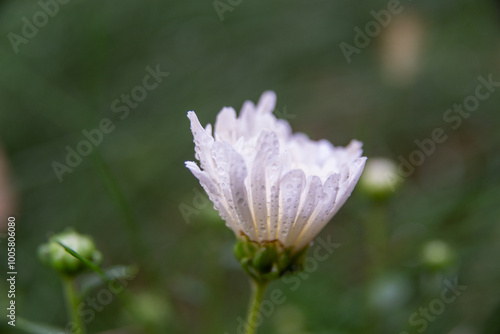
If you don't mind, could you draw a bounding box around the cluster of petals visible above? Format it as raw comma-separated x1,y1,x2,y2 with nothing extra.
186,91,366,251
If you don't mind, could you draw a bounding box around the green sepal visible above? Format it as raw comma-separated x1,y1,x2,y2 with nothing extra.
244,241,257,258
288,246,309,273
253,244,278,274
233,241,247,261
277,249,293,272
260,266,280,281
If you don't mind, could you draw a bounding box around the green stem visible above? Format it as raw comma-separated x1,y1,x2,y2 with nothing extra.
245,279,268,334
365,205,387,277
91,151,147,262
63,276,86,334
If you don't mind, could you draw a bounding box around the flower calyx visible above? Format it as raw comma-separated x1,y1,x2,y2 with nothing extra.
233,234,308,283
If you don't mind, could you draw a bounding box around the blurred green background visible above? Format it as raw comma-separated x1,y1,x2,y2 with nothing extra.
1,0,500,333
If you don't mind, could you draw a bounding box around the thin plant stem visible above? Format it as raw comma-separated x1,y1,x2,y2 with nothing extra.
363,204,388,333
63,276,86,334
91,151,147,261
245,279,268,334
57,242,156,333
365,205,387,277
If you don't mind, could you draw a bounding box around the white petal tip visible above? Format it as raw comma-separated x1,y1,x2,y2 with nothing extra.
185,161,197,168
185,161,202,175
257,91,277,114
261,90,276,100
349,139,363,149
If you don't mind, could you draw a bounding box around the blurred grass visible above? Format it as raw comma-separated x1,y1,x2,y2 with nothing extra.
1,0,500,333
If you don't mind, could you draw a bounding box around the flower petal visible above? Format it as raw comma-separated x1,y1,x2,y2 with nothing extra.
329,157,367,217
211,142,257,240
285,175,323,246
294,173,340,250
278,169,305,244
256,91,276,115
187,111,215,172
214,107,237,143
185,161,235,229
250,131,280,241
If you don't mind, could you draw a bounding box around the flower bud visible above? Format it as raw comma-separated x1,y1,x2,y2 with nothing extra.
359,157,400,199
421,239,454,270
368,273,412,312
125,291,172,328
38,229,102,276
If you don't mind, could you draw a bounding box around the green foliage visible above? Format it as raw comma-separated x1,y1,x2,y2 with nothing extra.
1,0,500,333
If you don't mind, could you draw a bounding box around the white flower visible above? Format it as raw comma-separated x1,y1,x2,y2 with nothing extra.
185,91,366,252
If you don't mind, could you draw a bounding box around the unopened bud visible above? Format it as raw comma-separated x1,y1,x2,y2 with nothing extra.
421,239,454,270
359,157,400,199
38,229,102,276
